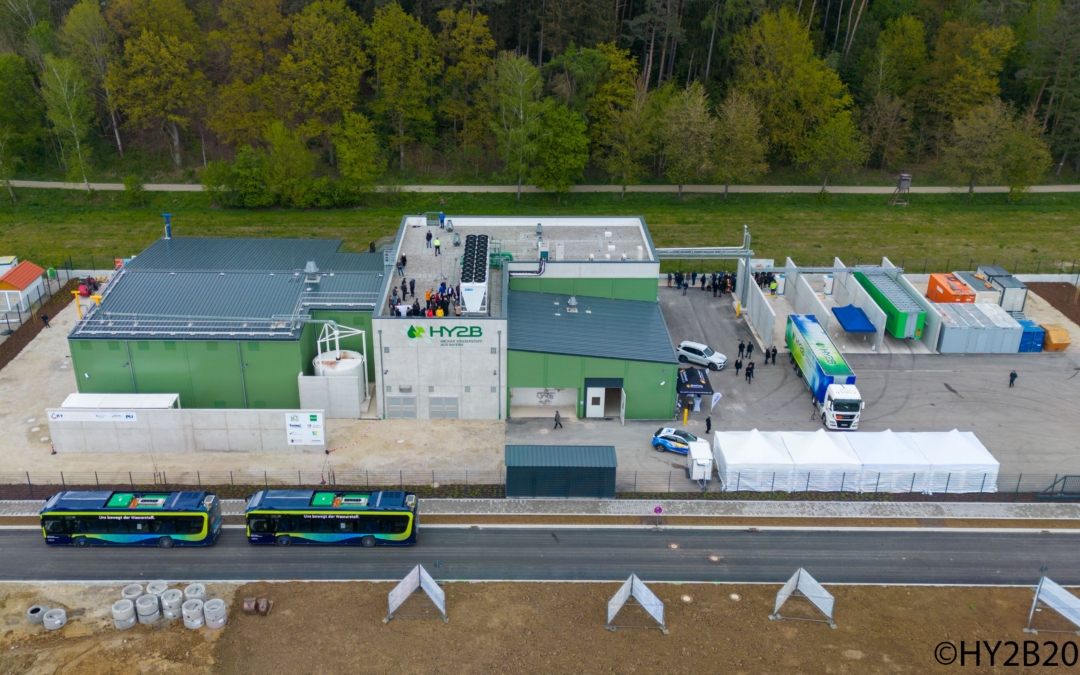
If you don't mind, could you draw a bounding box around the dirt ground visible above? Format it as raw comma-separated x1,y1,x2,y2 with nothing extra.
4,581,1080,674
1024,283,1080,353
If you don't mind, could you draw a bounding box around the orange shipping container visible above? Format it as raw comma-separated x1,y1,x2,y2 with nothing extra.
927,273,975,303
1040,324,1071,352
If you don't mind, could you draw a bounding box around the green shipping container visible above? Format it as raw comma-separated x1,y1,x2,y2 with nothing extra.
853,271,926,339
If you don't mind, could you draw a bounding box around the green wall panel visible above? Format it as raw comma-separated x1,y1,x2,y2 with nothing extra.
508,277,658,301
187,341,245,408
241,341,303,409
70,340,135,394
507,350,675,419
130,341,194,405
310,310,375,380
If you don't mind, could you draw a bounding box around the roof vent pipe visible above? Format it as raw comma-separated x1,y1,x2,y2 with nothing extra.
567,296,578,307
162,214,172,239
304,260,320,283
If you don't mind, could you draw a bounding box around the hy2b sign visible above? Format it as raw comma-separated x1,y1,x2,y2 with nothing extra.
403,324,483,346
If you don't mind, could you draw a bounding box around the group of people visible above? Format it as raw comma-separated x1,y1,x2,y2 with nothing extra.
388,280,461,317
731,339,777,383
753,271,778,294
667,270,737,297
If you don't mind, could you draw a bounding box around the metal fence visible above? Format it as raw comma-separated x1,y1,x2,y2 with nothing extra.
0,470,1074,502
0,268,80,338
660,256,1080,277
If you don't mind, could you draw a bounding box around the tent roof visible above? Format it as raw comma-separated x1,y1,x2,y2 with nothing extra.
677,367,713,395
831,304,876,333
845,429,930,470
713,430,793,467
905,430,1000,469
781,430,862,467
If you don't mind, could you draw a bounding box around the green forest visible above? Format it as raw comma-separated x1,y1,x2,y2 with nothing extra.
0,0,1077,207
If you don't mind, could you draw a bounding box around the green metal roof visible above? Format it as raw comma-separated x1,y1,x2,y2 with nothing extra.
126,237,385,273
505,445,618,468
506,290,677,364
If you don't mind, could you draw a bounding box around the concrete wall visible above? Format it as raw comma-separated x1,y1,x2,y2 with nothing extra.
47,408,325,453
896,274,941,352
834,258,887,352
791,274,832,332
507,276,658,301
299,374,367,418
373,316,507,419
740,258,776,350
506,260,660,279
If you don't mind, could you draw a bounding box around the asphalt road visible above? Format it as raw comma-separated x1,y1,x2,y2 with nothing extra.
3,528,1078,585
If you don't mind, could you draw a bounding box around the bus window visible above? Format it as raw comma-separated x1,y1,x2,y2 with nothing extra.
334,518,354,533
129,520,152,534
249,518,269,533
290,517,311,534
314,519,335,534
388,516,409,534
153,519,177,535
43,519,65,534
357,515,378,534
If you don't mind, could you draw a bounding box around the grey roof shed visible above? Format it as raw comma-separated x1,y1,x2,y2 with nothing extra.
505,445,617,499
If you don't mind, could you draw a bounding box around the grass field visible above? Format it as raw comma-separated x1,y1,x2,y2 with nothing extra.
2,188,1079,274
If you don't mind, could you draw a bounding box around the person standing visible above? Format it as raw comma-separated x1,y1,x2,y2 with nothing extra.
770,279,777,295
691,271,698,286
667,272,673,288
700,276,706,291
434,237,441,256
734,357,742,376
745,362,755,383
771,346,778,365
41,314,50,329
554,410,563,429
439,211,446,228
682,281,688,296
1009,371,1017,388
738,341,745,358
712,276,718,297
426,230,433,248
746,342,754,359
705,416,712,434
409,279,416,297
396,256,405,276
400,278,407,298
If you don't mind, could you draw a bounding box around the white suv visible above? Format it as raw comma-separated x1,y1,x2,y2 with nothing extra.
676,341,727,370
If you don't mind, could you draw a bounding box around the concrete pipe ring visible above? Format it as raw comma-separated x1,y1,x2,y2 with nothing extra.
135,595,160,614
111,600,136,622
182,599,204,620
163,608,182,620
121,584,143,601
146,580,169,597
183,616,205,630
160,589,184,610
137,610,161,625
205,615,227,630
202,599,227,621
113,615,138,631
184,584,207,603
42,609,67,631
26,605,50,625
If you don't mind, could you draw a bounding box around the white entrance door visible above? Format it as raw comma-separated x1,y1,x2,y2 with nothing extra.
620,388,626,426
585,388,605,418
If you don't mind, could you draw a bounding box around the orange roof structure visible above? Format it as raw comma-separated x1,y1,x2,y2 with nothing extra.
0,261,45,291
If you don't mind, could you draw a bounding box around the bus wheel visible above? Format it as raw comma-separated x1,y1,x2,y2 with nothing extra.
74,537,89,548
158,537,174,549
276,535,292,547
361,536,377,548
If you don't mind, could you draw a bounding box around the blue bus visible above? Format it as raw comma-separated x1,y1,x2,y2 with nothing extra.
40,491,223,548
245,490,418,547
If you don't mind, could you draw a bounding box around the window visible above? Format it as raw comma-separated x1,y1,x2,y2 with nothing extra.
464,386,470,393
491,348,497,354
491,386,497,393
591,397,601,405
429,397,458,419
249,518,269,533
384,347,389,354
429,386,434,393
386,396,416,419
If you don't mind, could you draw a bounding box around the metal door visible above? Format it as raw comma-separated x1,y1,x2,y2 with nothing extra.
619,388,626,426
386,396,416,419
429,396,459,419
585,388,605,418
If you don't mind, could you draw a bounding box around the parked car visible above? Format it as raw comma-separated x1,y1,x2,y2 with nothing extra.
653,428,710,456
676,341,727,370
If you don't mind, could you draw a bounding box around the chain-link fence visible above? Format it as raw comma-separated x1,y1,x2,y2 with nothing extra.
1,469,1075,503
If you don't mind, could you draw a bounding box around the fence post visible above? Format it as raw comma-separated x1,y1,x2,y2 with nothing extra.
923,259,927,274
91,254,95,271
1014,474,1022,502
95,472,99,489
366,470,369,488
400,470,403,489
909,473,915,493
298,471,302,489
978,473,986,501
944,259,949,274
264,471,267,487
771,472,776,492
432,470,435,488
197,471,201,488
1036,259,1042,274
840,472,846,492
129,471,133,489
736,472,740,492
874,472,880,494
231,471,234,486
60,471,65,488
26,472,33,500
667,472,671,492
164,472,168,490
634,471,637,492
805,472,811,492
944,472,951,494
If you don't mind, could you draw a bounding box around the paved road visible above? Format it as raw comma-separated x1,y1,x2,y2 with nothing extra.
2,528,1077,584
10,179,1080,194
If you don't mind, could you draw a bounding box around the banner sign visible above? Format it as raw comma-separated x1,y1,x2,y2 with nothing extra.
48,410,138,422
285,412,324,445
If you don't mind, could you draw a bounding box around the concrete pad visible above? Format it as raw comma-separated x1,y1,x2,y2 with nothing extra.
1024,290,1080,354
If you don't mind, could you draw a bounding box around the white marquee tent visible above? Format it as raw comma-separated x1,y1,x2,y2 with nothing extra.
906,430,1000,493
781,430,863,492
712,430,795,492
845,430,932,493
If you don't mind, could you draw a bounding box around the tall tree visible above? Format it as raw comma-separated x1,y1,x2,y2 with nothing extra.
598,80,654,197
277,0,365,162
61,0,124,157
110,30,209,168
334,111,386,187
0,54,45,201
105,0,201,44
368,3,439,172
658,81,716,198
41,54,93,191
533,105,589,197
488,52,544,199
583,43,637,148
919,21,1016,124
861,91,910,170
264,120,315,205
712,89,767,198
207,0,290,148
940,98,1012,201
438,8,495,161
733,8,853,160
795,109,868,193
1001,112,1052,202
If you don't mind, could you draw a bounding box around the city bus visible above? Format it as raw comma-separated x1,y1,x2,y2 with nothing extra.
39,491,223,548
245,489,418,547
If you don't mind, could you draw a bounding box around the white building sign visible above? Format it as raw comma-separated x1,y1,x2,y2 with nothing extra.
48,411,138,422
285,412,324,445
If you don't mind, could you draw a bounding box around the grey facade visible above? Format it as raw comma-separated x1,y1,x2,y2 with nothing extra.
505,445,617,499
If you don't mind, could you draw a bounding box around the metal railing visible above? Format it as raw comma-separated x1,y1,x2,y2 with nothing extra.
0,269,79,339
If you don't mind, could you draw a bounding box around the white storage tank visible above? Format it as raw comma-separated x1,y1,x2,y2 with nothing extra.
313,349,365,377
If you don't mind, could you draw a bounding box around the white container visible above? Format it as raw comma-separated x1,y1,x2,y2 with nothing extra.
121,584,143,601
205,614,227,630
111,599,136,622
146,580,169,597
163,607,182,620
202,599,227,621
184,584,206,603
42,609,67,631
114,614,137,630
313,349,365,377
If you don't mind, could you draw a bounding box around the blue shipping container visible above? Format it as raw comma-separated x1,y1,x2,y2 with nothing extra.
1017,320,1045,353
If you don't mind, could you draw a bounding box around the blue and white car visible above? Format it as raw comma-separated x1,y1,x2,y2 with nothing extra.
652,428,709,456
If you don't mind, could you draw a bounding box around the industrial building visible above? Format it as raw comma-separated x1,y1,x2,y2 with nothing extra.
67,216,679,422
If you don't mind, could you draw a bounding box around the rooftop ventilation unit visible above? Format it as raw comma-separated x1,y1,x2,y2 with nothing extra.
304,260,320,284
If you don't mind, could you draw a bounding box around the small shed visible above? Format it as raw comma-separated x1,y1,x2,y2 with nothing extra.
505,445,617,499
0,260,45,312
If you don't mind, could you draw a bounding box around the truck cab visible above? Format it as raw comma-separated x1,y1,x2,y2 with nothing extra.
822,384,863,430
